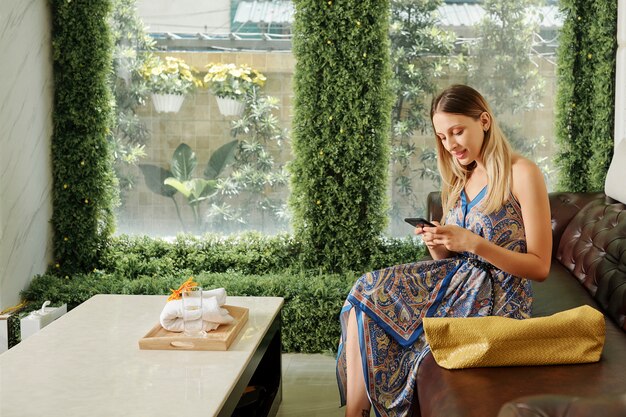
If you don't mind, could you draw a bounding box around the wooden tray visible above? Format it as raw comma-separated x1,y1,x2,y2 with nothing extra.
138,305,248,351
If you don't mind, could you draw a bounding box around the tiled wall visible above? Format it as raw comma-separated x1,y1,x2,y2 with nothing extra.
0,0,54,311
117,51,295,236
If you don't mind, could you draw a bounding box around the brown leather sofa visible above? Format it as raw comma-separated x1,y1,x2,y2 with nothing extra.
415,192,626,417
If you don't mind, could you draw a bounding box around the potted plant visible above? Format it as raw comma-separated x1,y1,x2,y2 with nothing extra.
204,63,266,116
140,55,202,113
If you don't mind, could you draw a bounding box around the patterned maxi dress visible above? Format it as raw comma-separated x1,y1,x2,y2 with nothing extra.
336,187,533,417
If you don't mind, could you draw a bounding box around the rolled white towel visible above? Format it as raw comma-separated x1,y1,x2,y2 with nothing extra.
159,288,234,332
202,288,227,306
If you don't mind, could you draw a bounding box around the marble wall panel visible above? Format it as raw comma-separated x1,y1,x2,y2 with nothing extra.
0,0,53,311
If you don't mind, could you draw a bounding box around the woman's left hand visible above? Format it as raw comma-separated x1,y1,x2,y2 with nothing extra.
425,224,479,253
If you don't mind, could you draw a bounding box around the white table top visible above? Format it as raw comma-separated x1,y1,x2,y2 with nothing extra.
0,294,284,417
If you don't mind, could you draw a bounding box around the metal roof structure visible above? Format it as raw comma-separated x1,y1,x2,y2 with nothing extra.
233,0,294,27
436,3,562,28
151,1,562,52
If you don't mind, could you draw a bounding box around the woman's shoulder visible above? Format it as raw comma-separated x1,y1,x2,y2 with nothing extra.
511,154,542,178
510,154,546,199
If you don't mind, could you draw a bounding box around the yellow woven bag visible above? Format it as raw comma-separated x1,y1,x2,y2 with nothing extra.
423,305,605,369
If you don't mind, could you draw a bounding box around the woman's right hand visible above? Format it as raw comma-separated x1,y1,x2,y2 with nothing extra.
414,221,440,247
414,221,451,259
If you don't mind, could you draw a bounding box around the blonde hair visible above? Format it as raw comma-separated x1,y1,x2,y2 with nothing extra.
430,85,513,220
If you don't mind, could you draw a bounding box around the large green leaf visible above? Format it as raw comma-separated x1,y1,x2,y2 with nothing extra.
171,143,196,181
164,177,191,198
204,140,239,179
188,178,218,204
164,177,218,203
138,164,177,198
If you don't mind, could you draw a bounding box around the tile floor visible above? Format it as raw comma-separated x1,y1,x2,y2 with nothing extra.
276,353,345,417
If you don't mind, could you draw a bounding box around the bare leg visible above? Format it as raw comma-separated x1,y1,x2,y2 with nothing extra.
345,308,371,417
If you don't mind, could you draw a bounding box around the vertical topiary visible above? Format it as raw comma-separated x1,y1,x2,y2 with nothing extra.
587,1,618,190
51,0,119,275
290,0,393,272
556,0,617,192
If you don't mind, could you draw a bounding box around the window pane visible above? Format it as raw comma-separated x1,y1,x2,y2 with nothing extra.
112,0,294,236
387,0,561,236
110,0,561,238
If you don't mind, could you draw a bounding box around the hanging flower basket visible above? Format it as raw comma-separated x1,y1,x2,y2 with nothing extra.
215,96,245,117
151,93,185,113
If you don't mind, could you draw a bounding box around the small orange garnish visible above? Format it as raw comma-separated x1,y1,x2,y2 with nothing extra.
167,277,199,301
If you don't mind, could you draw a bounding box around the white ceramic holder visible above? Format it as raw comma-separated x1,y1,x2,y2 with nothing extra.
20,301,67,341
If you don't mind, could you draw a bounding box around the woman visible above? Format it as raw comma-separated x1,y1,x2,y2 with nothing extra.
336,84,552,417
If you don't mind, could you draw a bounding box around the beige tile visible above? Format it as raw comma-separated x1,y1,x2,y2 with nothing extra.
277,354,345,417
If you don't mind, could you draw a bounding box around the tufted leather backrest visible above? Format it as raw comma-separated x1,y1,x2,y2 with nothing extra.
548,193,605,258
556,196,626,332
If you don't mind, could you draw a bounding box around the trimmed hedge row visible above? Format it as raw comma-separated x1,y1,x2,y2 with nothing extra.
23,233,427,353
22,270,354,353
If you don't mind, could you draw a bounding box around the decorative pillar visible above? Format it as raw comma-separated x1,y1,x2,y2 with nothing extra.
605,0,626,201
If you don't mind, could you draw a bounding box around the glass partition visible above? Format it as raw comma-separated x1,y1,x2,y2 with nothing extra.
110,0,561,237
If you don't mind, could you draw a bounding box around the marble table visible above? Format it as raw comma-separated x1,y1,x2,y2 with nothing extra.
0,294,284,417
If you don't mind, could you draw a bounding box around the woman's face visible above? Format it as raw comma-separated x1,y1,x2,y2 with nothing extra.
432,111,490,166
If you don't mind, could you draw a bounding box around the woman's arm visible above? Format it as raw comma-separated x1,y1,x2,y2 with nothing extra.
429,158,552,281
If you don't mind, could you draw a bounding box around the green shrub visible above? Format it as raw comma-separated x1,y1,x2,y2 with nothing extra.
102,232,303,276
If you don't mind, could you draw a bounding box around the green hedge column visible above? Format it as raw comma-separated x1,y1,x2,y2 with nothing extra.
51,0,118,275
556,0,617,192
290,0,393,272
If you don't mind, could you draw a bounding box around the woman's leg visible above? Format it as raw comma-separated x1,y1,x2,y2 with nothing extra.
345,308,372,417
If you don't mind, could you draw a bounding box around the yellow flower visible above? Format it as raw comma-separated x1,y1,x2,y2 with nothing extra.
63,184,68,189
141,55,200,95
316,200,321,205
167,277,199,301
204,62,266,98
229,68,243,78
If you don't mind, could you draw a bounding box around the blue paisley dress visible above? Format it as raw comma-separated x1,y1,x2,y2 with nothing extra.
336,187,533,417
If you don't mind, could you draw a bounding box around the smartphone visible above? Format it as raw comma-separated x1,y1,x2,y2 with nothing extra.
404,217,436,228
